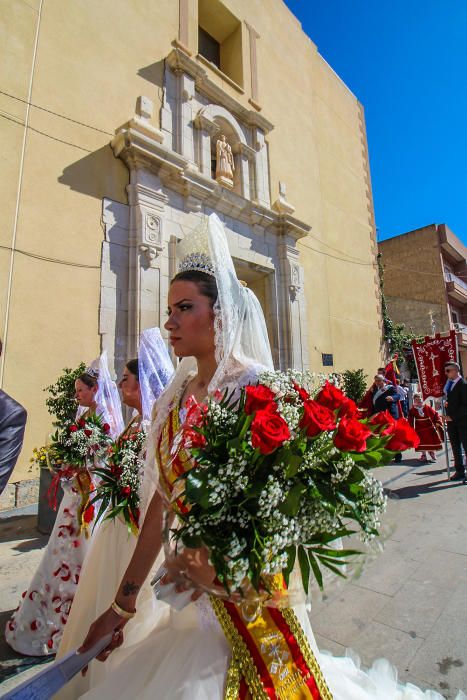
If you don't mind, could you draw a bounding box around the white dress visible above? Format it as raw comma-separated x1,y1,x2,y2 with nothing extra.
54,417,169,698
78,594,464,700
77,395,465,700
5,475,94,656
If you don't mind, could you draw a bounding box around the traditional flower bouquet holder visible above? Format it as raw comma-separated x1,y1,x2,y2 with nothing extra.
91,426,147,536
164,371,419,606
47,413,112,531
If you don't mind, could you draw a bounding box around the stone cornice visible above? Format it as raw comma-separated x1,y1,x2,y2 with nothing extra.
166,48,274,135
111,117,309,241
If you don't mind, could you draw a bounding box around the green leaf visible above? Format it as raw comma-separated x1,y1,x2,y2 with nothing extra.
317,558,348,579
312,547,362,558
365,451,383,466
298,545,310,593
184,469,211,508
285,454,304,478
308,552,323,590
279,482,306,516
283,545,296,587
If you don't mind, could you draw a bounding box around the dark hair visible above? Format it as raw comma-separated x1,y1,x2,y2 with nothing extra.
126,358,139,380
77,372,98,388
171,270,218,306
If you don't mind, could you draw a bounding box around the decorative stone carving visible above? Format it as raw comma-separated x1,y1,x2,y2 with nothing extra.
272,181,296,216
136,96,153,120
216,135,235,189
138,212,163,268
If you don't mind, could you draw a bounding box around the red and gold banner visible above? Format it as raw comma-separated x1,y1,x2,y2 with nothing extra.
412,331,458,400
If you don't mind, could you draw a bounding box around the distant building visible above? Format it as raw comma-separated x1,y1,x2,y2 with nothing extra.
379,224,467,369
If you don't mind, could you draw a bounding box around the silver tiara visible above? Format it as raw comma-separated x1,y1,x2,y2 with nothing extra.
178,252,215,277
84,366,99,379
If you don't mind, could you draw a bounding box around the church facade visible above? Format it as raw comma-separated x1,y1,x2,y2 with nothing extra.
0,0,382,487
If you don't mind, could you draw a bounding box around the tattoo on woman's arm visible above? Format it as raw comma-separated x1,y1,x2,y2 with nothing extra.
122,580,140,597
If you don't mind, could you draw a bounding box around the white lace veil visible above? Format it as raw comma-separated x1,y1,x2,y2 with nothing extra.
94,351,124,439
138,327,175,422
151,213,273,442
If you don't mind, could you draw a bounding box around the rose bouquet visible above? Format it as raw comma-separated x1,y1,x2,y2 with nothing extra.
166,371,419,601
91,426,147,535
48,413,112,469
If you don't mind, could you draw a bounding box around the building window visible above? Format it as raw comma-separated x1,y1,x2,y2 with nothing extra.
198,27,220,69
322,353,334,367
452,309,460,325
198,0,243,87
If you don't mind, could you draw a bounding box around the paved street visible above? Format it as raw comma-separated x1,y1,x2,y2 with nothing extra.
1,451,466,698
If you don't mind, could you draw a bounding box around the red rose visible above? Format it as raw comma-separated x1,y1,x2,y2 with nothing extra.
84,429,92,437
386,418,420,451
184,428,207,449
244,384,276,415
334,417,371,453
370,411,396,436
339,396,359,419
293,382,310,403
315,381,346,411
121,486,131,497
103,423,110,433
299,400,336,437
69,424,78,433
251,408,290,455
78,419,86,428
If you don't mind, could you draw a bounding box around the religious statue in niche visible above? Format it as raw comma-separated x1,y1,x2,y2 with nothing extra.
215,134,235,188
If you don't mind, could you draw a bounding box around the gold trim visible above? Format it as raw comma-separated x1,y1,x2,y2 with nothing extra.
280,607,333,700
210,597,269,700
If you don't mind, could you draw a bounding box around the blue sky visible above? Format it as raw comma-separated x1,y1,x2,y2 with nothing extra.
284,0,467,244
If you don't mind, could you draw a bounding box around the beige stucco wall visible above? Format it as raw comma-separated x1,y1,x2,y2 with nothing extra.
1,0,381,483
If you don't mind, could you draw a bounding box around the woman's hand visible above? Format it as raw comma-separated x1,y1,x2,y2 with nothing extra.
78,607,127,673
163,547,217,600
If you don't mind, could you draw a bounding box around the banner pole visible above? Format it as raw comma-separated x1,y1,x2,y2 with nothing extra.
441,398,451,480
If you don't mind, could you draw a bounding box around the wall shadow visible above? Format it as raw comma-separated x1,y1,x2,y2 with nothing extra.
137,60,165,90
58,145,128,201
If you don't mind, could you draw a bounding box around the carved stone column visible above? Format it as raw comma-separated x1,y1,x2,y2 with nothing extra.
175,71,196,166
126,170,168,356
277,242,309,370
193,112,219,177
252,127,270,208
232,142,256,200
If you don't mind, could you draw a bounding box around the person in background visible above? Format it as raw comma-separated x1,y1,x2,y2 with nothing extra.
0,338,27,495
408,393,443,462
395,379,409,418
444,361,467,482
372,374,403,463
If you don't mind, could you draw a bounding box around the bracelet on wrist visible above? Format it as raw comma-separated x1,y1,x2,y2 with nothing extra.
111,600,136,620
